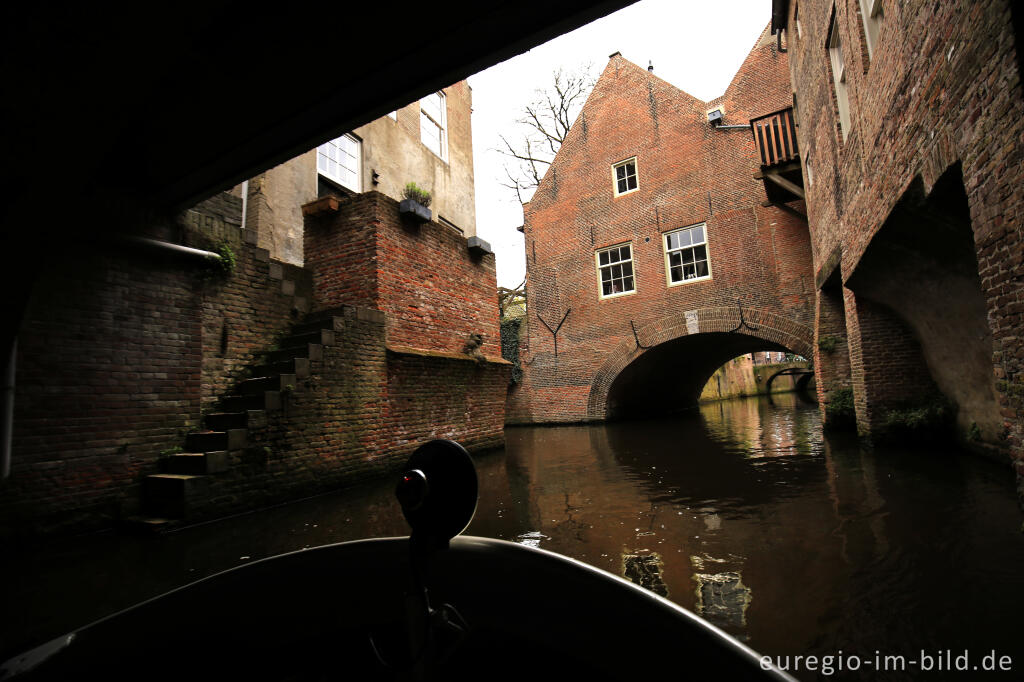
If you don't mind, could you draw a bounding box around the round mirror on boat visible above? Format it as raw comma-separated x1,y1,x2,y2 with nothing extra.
397,439,478,547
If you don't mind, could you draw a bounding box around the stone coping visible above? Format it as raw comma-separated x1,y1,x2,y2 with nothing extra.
386,344,512,366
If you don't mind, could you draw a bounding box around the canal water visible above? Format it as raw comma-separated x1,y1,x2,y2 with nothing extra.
4,393,1024,680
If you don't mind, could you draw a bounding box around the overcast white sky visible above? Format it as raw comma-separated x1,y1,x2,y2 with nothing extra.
469,0,774,289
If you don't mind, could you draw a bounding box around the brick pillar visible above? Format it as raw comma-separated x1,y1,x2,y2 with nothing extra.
814,287,853,428
844,289,939,437
302,193,381,312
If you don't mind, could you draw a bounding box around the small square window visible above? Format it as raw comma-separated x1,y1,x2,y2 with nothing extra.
664,224,711,285
595,243,635,298
612,158,638,196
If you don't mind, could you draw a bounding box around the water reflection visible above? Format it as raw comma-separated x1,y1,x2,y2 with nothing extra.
4,394,1024,681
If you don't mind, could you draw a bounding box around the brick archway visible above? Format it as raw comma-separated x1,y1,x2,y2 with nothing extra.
586,307,815,420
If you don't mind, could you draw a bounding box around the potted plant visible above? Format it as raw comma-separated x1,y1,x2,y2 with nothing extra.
399,182,432,223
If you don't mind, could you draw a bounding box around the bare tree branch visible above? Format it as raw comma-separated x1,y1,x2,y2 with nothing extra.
494,63,596,211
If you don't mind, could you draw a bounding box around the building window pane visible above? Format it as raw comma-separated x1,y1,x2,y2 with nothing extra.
828,11,851,141
664,224,712,285
859,0,883,60
317,133,361,192
612,158,638,196
596,243,636,298
420,91,447,160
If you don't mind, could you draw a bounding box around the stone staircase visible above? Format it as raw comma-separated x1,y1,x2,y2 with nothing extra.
128,316,339,531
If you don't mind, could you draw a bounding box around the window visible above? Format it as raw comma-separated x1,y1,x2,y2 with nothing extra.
420,91,447,159
859,0,883,60
596,243,635,298
317,133,361,192
827,10,851,141
795,2,803,39
612,158,638,196
664,223,711,285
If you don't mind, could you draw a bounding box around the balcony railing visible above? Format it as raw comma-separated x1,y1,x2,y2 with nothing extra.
751,107,799,167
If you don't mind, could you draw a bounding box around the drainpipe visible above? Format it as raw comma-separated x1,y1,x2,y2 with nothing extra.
2,338,15,479
122,236,221,261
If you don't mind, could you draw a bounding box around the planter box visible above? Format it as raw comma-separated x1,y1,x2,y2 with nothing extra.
399,199,432,223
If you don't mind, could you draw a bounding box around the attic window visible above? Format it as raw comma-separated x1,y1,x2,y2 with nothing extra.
612,158,638,196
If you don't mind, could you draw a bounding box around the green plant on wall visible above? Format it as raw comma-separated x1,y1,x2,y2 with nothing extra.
824,387,855,430
203,241,237,279
500,317,523,385
878,394,955,443
402,182,432,207
817,335,838,353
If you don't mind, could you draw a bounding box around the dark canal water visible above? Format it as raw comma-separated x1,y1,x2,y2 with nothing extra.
4,393,1024,679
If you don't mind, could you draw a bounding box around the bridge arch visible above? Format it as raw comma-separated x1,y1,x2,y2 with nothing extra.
586,307,814,420
764,366,815,393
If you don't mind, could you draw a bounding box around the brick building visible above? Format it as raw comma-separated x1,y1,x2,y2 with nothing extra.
770,0,1024,486
2,83,509,537
508,28,816,423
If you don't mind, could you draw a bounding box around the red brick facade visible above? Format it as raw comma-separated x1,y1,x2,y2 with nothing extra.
509,30,815,423
305,191,503,359
778,0,1023,483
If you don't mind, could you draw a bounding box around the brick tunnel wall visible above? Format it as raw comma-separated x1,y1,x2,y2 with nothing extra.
510,30,814,423
787,0,1023,471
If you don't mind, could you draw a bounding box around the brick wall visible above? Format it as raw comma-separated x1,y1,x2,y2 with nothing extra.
306,191,503,358
814,285,852,426
510,29,815,423
785,0,1022,473
4,242,204,535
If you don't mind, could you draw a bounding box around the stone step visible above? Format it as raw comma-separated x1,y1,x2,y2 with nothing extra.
142,474,210,519
280,329,334,348
185,429,246,452
220,392,281,412
264,343,322,364
204,411,253,431
163,451,229,475
289,317,341,336
250,357,309,380
238,373,297,395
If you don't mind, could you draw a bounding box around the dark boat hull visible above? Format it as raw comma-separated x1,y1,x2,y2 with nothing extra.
2,536,794,680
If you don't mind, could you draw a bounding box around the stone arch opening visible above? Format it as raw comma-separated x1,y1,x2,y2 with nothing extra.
587,308,814,421
844,164,1001,448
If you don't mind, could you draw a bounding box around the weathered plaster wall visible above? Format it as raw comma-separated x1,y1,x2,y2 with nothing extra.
357,80,476,236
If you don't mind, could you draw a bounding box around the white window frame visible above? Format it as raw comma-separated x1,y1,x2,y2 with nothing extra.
828,12,851,141
859,0,883,60
316,133,361,192
420,91,447,161
663,223,712,286
612,157,639,196
595,243,636,299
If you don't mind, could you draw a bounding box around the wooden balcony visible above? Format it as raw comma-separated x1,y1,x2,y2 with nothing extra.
750,107,805,214
751,107,799,167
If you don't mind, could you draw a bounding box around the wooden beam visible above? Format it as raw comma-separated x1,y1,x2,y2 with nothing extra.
763,171,805,199
761,200,807,221
753,160,802,179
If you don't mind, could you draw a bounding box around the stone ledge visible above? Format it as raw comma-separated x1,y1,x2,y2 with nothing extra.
386,344,512,366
